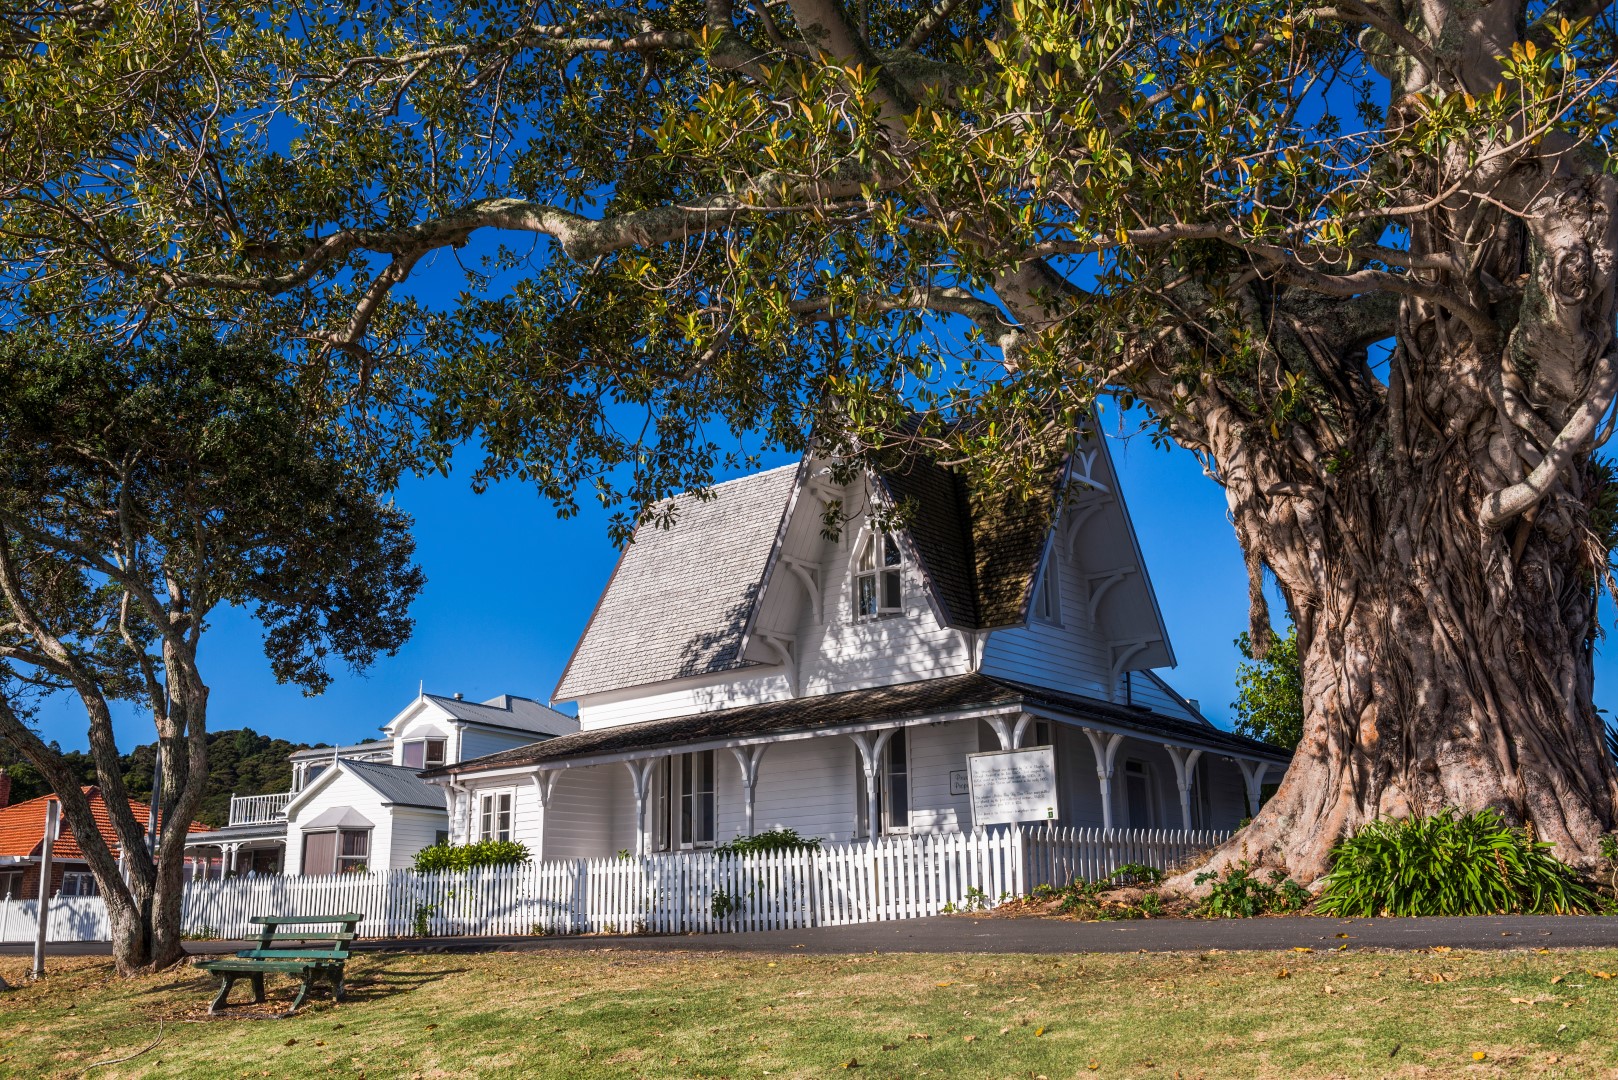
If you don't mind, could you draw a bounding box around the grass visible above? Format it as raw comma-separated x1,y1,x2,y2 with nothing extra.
3,944,1618,1077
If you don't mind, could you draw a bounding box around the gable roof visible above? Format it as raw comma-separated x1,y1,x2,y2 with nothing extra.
287,759,446,816
434,672,1291,778
0,787,211,860
553,464,800,700
419,693,577,737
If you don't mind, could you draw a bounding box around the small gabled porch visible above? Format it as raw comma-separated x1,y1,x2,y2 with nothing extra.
434,673,1290,864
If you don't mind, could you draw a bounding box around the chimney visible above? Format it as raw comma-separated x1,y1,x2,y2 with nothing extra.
0,767,10,809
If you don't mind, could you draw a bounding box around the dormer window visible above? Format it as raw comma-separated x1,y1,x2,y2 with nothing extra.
855,530,903,618
401,738,447,770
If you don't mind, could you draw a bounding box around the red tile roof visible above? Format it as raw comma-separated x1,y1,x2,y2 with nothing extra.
0,787,211,861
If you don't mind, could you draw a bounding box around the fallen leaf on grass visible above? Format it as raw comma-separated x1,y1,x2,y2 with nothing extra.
1323,985,1335,995
1509,997,1538,1005
999,1027,1011,1036
1276,969,1290,979
1473,1052,1486,1061
840,1058,859,1069
962,1035,976,1043
1552,976,1565,985
1087,1064,1099,1071
1371,997,1387,1005
1292,947,1313,954
1432,946,1452,954
1035,1027,1046,1036
1590,971,1614,980
906,1033,930,1041
935,981,954,988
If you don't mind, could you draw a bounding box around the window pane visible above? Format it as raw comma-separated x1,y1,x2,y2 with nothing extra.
402,741,425,769
882,533,901,566
888,777,909,827
480,795,493,839
341,829,369,857
303,831,337,876
497,794,512,839
881,569,902,610
853,750,869,839
426,739,446,766
886,736,908,829
857,535,874,571
857,574,877,617
680,754,693,845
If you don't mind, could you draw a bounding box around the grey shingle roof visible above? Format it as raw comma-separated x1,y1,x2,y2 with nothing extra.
552,464,800,700
422,693,577,737
434,673,1291,778
341,760,446,811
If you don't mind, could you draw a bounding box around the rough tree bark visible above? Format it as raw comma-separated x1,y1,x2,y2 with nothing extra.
1153,166,1618,881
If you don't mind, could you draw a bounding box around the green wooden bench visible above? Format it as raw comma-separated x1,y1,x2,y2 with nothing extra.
200,913,362,1014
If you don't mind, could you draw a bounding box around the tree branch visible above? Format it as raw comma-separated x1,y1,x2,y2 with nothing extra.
1482,350,1618,527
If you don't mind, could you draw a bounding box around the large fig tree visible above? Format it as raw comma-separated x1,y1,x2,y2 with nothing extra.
5,0,1618,876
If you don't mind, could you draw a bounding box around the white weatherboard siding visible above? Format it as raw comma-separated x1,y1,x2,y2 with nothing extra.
576,668,794,730
287,770,392,876
536,765,627,859
743,737,863,842
979,543,1113,699
386,807,448,869
907,721,977,833
459,726,542,761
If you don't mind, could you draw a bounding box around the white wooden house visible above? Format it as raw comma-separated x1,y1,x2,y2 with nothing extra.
430,439,1291,858
185,692,577,876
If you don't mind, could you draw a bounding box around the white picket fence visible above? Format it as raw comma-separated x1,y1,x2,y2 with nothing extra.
178,826,1225,941
0,897,111,943
4,828,1225,943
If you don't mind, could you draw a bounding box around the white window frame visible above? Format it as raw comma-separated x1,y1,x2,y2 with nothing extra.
854,527,904,620
674,750,716,849
854,732,912,838
652,756,673,853
336,828,370,873
478,790,515,842
1032,557,1061,624
401,737,447,770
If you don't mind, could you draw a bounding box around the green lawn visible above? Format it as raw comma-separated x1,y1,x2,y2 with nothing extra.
2,944,1616,1077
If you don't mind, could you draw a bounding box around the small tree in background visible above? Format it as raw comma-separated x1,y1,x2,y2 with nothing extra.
1233,626,1304,752
0,334,423,974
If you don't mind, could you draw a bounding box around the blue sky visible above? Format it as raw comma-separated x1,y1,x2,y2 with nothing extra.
42,394,1616,755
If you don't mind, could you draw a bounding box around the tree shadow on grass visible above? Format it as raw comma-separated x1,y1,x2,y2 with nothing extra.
142,957,467,1021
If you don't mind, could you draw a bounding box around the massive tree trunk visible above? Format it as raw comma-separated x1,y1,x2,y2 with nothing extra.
1166,169,1618,879
1206,388,1618,881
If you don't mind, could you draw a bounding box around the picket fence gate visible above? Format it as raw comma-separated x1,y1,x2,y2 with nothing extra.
180,826,1227,942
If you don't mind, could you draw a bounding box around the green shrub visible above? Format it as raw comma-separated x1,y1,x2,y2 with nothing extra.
411,839,532,873
1194,861,1310,917
1316,808,1601,917
714,828,824,856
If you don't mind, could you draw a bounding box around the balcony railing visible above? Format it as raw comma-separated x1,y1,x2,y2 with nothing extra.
228,792,292,827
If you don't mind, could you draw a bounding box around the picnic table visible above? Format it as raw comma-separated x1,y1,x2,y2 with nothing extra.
199,912,362,1014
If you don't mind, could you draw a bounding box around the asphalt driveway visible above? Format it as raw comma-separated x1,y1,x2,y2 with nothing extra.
5,913,1617,958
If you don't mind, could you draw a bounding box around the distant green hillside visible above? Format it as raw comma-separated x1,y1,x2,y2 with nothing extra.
1,728,318,827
